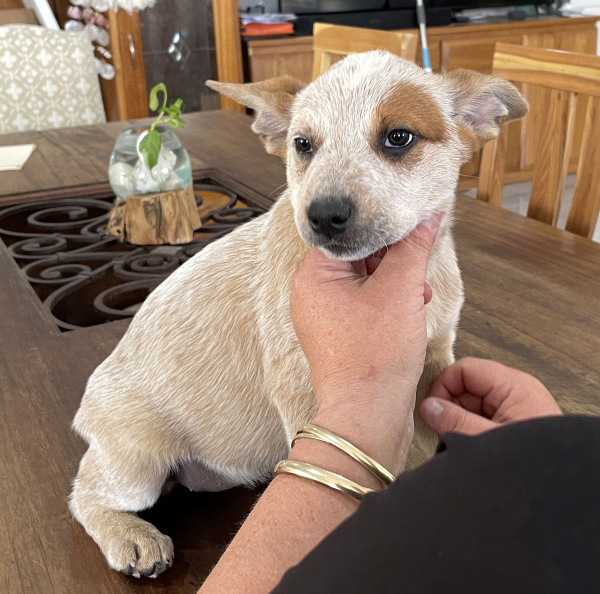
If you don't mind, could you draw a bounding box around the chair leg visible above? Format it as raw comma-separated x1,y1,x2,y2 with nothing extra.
566,96,600,239
477,128,509,207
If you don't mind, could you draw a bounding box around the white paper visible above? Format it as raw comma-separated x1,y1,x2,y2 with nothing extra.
239,13,296,25
0,144,36,172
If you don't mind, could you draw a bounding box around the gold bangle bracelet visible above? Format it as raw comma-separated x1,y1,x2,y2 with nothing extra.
293,423,395,487
274,459,374,501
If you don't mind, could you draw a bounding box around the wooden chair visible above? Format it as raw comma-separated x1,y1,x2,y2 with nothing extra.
312,23,419,80
477,42,600,239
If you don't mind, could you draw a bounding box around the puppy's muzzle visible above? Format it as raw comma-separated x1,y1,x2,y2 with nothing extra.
307,196,354,238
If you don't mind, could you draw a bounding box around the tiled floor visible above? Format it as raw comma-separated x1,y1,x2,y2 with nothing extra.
463,174,600,243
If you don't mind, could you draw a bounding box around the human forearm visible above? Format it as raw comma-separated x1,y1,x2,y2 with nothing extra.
198,382,415,594
198,444,363,594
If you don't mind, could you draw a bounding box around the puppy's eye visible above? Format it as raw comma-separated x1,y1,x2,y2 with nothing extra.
385,129,414,148
294,137,313,154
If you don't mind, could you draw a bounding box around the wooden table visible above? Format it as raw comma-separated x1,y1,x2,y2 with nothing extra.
1,111,599,594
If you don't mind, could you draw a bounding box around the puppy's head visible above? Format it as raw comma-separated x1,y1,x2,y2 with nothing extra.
207,52,527,260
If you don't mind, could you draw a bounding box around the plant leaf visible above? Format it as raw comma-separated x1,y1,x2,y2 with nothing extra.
149,83,167,112
171,98,183,113
139,129,162,170
170,114,185,129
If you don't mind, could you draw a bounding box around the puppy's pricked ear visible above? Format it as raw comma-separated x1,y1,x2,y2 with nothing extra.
206,77,306,159
444,69,528,146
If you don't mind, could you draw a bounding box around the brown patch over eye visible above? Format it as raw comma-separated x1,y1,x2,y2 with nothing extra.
374,83,450,144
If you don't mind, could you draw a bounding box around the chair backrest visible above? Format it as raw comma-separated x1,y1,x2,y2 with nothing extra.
0,25,106,135
477,42,600,239
312,23,419,80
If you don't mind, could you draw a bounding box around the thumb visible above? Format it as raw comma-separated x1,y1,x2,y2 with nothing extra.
420,397,498,436
371,214,441,287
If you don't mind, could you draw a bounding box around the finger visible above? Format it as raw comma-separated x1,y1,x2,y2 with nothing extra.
429,357,513,405
420,397,498,436
424,282,432,305
370,214,441,288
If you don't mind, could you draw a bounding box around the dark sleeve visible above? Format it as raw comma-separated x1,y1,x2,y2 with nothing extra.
271,416,600,594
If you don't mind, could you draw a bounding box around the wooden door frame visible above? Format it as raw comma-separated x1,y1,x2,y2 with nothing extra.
213,0,245,112
101,9,149,121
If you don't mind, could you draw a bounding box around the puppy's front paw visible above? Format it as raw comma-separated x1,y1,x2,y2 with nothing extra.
103,521,174,578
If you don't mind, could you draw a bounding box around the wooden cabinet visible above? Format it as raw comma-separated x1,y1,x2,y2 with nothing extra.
247,36,314,84
246,16,600,188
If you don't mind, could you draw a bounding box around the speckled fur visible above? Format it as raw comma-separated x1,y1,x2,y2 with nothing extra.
70,52,528,577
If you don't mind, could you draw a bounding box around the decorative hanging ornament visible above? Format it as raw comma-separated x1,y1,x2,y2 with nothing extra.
66,0,116,79
70,0,157,12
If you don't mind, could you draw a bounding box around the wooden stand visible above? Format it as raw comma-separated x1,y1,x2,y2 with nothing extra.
106,182,201,245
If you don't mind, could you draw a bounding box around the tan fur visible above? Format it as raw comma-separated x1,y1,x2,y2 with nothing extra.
206,76,306,159
70,51,528,578
444,68,528,144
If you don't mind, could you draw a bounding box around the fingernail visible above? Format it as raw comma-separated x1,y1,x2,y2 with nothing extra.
424,398,444,419
422,214,441,231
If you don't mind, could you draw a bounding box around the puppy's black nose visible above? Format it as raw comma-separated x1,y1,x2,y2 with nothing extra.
307,196,354,238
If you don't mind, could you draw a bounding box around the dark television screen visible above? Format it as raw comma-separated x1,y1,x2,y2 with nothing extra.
281,0,386,13
415,0,547,9
284,0,549,13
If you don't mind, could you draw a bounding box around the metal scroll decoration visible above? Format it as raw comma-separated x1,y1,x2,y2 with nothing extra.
0,182,266,331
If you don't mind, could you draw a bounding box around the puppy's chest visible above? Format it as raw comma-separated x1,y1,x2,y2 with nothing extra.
174,460,239,492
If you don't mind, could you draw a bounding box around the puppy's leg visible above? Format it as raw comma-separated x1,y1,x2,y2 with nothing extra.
70,447,174,578
406,330,456,470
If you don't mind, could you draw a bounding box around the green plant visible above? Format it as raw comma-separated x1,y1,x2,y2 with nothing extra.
139,83,185,171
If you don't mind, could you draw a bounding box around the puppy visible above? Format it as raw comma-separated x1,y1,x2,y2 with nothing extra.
70,51,528,578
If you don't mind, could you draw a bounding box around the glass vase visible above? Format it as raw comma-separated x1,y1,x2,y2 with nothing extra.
108,125,192,201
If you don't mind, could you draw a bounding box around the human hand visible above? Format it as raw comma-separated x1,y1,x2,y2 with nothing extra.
289,216,440,474
420,357,563,436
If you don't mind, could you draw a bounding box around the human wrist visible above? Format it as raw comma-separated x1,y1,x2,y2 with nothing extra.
309,379,417,477
288,437,384,494
307,413,412,479
313,367,421,403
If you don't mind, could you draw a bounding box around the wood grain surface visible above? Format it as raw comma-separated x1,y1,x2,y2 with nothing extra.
212,0,245,112
493,41,600,96
527,87,576,226
311,23,419,80
104,10,149,121
247,36,314,84
0,0,22,9
0,111,599,593
477,124,510,207
478,43,600,238
0,7,36,24
106,183,201,245
567,95,600,239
